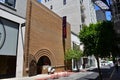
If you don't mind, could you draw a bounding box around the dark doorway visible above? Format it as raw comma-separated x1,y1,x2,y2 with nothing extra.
37,56,51,74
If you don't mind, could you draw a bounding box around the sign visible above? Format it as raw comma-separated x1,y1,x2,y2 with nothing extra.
62,16,67,38
0,21,6,49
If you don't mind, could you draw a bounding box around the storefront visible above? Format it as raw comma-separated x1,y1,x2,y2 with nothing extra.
0,17,19,78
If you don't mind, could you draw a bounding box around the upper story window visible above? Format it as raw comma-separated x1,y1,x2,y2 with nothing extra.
45,0,50,2
80,0,83,4
50,5,53,9
63,0,66,5
80,25,82,30
0,0,16,8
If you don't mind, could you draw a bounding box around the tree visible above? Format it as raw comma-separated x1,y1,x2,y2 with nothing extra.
79,21,115,80
65,49,83,71
65,49,83,60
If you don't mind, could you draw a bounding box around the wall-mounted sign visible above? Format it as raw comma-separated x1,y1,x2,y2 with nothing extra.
0,21,6,49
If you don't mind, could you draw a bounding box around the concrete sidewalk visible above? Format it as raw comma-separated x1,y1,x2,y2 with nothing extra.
53,72,99,80
0,71,99,80
0,72,74,80
0,74,49,80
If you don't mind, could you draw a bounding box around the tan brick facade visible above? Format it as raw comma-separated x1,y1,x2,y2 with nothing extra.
23,0,71,76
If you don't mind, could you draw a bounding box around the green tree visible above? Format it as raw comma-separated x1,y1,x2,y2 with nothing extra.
65,49,83,60
79,21,115,80
65,49,83,71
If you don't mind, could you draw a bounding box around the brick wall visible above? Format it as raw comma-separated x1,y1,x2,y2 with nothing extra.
23,0,71,76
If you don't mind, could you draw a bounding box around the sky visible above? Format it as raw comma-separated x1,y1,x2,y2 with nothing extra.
38,0,41,2
105,11,111,21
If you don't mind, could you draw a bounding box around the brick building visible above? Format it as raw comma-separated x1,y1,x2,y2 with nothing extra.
24,0,71,76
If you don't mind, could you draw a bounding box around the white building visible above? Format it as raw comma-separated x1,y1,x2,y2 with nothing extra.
41,0,97,31
0,0,27,78
41,0,97,69
41,0,97,48
96,10,106,21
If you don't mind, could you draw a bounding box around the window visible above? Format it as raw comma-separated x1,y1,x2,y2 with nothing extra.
0,18,19,56
80,0,83,4
0,0,5,3
45,0,50,2
0,20,6,49
50,5,53,9
80,25,82,30
63,0,66,5
0,0,16,7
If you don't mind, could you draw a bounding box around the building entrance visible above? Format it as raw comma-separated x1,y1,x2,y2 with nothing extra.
37,56,51,74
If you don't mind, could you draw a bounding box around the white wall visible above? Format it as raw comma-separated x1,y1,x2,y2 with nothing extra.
71,33,83,51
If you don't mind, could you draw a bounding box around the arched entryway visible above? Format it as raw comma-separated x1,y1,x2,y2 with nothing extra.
37,56,51,74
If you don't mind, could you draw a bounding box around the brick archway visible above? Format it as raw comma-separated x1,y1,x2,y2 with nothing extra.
34,49,56,74
34,49,56,66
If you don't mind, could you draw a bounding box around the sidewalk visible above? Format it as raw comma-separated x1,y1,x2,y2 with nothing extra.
0,71,99,80
0,71,74,80
53,71,99,80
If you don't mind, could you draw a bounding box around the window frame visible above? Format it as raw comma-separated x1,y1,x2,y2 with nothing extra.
63,0,66,5
0,0,16,8
5,0,16,8
50,5,53,9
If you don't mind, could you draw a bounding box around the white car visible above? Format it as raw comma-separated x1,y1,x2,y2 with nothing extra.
101,60,114,67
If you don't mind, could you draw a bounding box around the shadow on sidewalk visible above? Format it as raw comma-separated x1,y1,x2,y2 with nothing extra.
87,66,120,80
